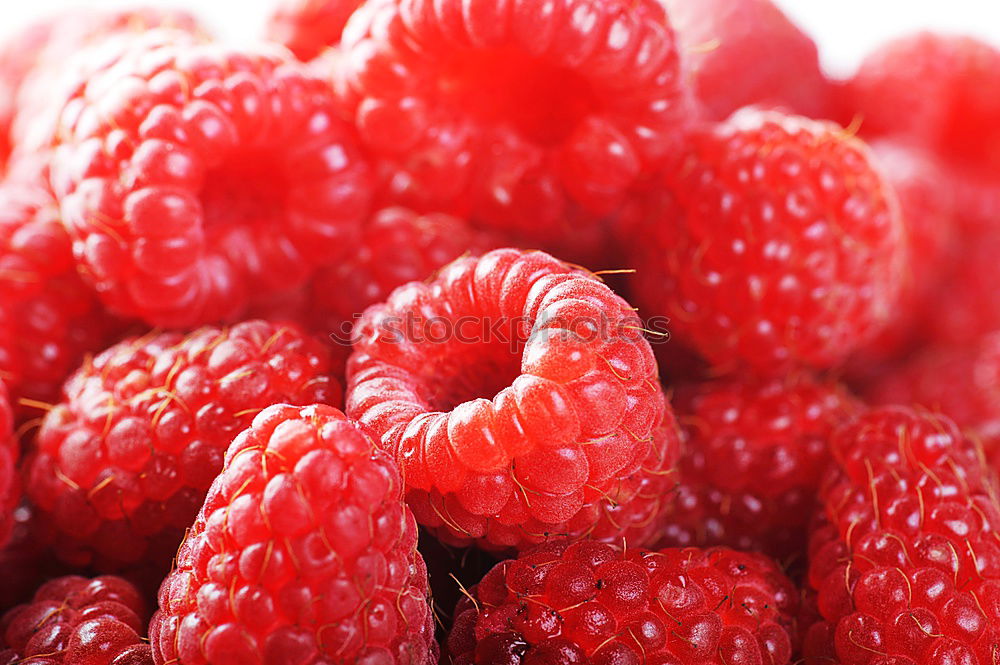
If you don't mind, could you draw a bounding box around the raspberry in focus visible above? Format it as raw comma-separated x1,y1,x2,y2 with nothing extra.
347,248,678,551
24,320,341,571
805,407,1000,664
149,403,437,665
48,36,373,327
629,108,907,373
444,540,799,665
0,574,151,665
334,0,690,263
659,372,860,560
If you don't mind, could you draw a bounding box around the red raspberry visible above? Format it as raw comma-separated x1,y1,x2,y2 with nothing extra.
664,0,832,120
0,504,67,615
334,0,689,264
804,407,1000,665
444,540,798,665
0,382,18,549
24,320,341,571
48,34,372,327
0,574,150,665
848,32,1000,177
866,332,1000,465
266,0,363,61
0,178,126,410
149,403,437,665
658,372,860,560
347,248,678,551
628,108,906,373
846,142,957,371
0,8,202,172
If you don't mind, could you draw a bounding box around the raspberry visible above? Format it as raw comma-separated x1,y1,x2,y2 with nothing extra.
848,32,1000,177
24,320,341,571
149,403,437,665
664,0,832,120
628,108,906,373
804,407,1000,665
0,8,202,172
866,332,1000,465
334,0,689,263
0,574,150,665
266,0,363,61
48,34,373,327
658,372,860,560
347,248,678,551
0,177,126,410
846,142,957,371
444,540,799,665
0,504,66,614
0,382,18,549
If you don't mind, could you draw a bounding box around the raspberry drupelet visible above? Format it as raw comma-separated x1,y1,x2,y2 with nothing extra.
867,332,1000,465
149,403,437,665
659,372,860,561
347,248,679,552
333,0,690,263
0,382,18,549
24,320,340,572
805,407,1000,665
629,108,906,374
444,539,799,665
0,575,151,665
664,0,833,120
48,34,373,327
0,178,125,410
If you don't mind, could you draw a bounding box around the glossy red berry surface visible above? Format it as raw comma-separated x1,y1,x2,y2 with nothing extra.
0,382,18,549
848,32,1000,176
48,34,372,327
659,372,859,560
334,0,689,264
149,403,437,665
629,108,906,373
0,574,150,665
0,178,125,409
867,332,1000,465
805,407,1000,665
25,320,340,571
664,0,833,120
266,0,363,61
347,248,677,551
444,539,798,665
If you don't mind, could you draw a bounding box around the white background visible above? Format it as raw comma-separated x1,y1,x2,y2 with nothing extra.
1,0,999,76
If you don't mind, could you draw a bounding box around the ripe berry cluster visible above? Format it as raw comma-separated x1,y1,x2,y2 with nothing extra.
0,1,997,664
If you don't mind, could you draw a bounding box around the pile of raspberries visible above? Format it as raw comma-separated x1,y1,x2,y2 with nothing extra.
0,0,999,663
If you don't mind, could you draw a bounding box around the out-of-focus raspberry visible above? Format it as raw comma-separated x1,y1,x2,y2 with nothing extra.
628,108,906,374
0,383,18,550
333,0,691,265
658,372,860,561
47,32,372,327
664,0,833,120
149,404,437,665
24,320,341,572
848,32,1000,177
266,0,363,61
